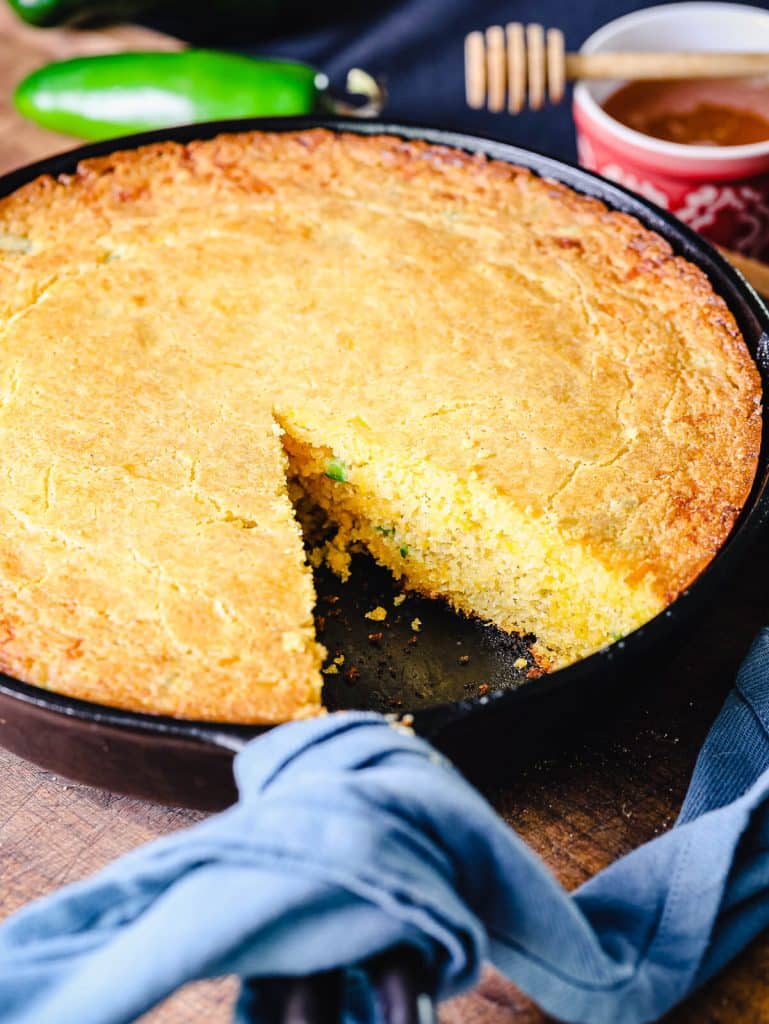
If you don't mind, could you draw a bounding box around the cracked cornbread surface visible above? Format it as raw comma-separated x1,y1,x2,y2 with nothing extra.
0,129,760,721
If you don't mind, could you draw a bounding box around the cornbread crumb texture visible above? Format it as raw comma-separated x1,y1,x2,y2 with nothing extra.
0,129,760,720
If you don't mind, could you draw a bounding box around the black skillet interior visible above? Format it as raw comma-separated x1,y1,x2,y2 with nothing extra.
0,117,768,800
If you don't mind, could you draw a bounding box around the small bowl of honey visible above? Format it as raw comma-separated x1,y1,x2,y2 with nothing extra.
573,2,769,260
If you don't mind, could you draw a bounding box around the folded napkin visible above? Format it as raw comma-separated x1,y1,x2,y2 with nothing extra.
5,629,769,1024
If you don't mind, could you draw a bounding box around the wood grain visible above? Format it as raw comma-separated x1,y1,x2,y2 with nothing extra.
720,246,769,301
1,12,769,1024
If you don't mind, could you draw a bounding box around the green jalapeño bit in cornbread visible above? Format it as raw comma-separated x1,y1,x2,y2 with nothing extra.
0,130,760,722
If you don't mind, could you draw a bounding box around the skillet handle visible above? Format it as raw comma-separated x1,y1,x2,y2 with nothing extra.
245,954,436,1023
191,729,440,1023
368,948,437,1024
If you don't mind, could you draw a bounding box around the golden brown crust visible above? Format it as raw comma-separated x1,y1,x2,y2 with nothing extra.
0,129,760,718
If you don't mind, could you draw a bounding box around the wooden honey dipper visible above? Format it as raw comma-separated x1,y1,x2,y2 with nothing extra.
465,23,769,112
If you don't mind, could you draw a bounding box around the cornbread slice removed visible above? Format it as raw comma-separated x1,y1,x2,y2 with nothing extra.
279,408,662,670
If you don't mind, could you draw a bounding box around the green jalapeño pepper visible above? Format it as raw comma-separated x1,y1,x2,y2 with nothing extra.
13,50,385,142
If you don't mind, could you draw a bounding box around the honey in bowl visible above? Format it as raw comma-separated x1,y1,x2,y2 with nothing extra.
603,77,769,146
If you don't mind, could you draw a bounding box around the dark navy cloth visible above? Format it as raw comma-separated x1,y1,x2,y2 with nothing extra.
153,0,769,163
5,630,769,1022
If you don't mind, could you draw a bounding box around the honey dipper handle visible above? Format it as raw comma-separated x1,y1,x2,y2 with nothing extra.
565,50,769,80
465,25,769,113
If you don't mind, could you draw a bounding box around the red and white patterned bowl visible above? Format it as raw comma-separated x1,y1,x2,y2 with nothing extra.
573,2,769,260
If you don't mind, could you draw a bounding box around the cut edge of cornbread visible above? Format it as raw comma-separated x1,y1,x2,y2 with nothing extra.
277,409,664,671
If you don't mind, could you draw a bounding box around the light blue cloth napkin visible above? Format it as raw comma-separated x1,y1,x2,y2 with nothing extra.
5,629,769,1024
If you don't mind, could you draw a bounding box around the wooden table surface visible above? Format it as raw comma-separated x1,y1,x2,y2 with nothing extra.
2,11,769,1023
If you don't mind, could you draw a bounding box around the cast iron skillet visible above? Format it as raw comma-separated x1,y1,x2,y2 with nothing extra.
0,117,767,810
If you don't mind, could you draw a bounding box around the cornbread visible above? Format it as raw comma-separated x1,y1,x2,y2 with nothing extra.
0,129,760,722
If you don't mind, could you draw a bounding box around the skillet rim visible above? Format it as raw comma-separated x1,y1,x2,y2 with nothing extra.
0,114,767,747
